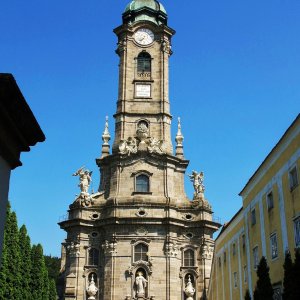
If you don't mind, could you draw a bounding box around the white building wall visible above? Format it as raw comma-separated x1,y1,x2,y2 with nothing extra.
0,155,11,262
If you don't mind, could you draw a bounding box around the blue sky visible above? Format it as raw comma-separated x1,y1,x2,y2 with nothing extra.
1,0,299,256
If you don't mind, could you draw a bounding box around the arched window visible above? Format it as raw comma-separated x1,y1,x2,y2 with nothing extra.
136,174,150,193
88,248,99,266
134,243,148,262
184,249,195,267
137,52,151,73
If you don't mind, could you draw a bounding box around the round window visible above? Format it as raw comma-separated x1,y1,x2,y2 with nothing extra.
185,233,194,239
138,210,146,216
92,213,100,220
91,232,99,238
185,214,193,220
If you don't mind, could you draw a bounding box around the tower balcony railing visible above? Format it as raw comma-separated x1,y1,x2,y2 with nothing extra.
58,213,69,222
135,71,152,81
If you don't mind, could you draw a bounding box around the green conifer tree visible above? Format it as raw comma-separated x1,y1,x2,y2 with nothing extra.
19,225,32,300
245,289,251,300
0,204,22,300
282,250,293,300
49,278,58,300
292,248,300,300
43,262,50,300
253,256,273,300
0,202,10,299
31,244,48,300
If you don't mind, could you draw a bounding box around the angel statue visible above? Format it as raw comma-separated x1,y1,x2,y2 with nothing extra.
72,167,92,195
188,171,205,199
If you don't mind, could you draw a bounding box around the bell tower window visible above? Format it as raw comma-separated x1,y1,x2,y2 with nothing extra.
183,249,195,267
134,243,148,262
136,174,150,193
88,248,99,266
137,52,151,74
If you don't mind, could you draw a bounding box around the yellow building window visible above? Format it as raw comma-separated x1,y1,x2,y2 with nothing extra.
243,265,247,283
253,246,259,269
233,272,238,288
294,217,300,248
289,166,299,191
232,243,236,256
251,209,256,226
270,233,278,259
267,191,274,211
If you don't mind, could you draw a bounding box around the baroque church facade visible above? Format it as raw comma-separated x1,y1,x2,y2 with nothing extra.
59,1,221,299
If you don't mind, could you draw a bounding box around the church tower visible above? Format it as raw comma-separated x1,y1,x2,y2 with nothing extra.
59,1,221,300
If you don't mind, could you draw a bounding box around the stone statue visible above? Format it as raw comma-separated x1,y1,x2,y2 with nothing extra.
136,122,149,143
188,171,205,199
73,167,92,195
86,274,98,300
148,137,165,155
184,275,195,300
135,271,148,297
119,137,138,156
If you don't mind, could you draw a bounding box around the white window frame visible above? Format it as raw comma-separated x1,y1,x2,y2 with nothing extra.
270,233,278,259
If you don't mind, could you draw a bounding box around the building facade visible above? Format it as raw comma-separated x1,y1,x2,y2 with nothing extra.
59,1,220,300
0,73,45,264
208,114,300,300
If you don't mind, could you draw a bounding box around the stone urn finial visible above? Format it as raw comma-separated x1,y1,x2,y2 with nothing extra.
86,275,98,300
184,275,195,300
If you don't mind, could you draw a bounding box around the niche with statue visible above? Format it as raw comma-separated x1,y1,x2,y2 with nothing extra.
134,268,148,299
184,274,195,300
86,272,98,300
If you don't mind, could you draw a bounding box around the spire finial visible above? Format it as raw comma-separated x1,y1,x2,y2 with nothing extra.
101,116,111,158
102,116,110,145
175,117,184,158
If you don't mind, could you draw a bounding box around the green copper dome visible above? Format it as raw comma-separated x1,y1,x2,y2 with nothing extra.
124,0,167,14
123,0,168,25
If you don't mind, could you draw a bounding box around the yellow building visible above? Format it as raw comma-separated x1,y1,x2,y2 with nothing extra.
208,114,300,300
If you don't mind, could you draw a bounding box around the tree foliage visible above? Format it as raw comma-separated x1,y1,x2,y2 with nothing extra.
0,203,22,300
19,225,32,299
253,256,273,300
282,251,293,300
49,279,58,300
44,255,61,283
293,248,300,300
0,202,58,300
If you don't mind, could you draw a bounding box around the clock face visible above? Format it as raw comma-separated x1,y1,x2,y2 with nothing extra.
134,28,154,46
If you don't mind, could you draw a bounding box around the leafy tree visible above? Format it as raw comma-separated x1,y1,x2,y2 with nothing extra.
31,244,49,300
245,289,251,300
253,256,273,300
49,279,58,300
19,225,32,299
282,250,293,300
